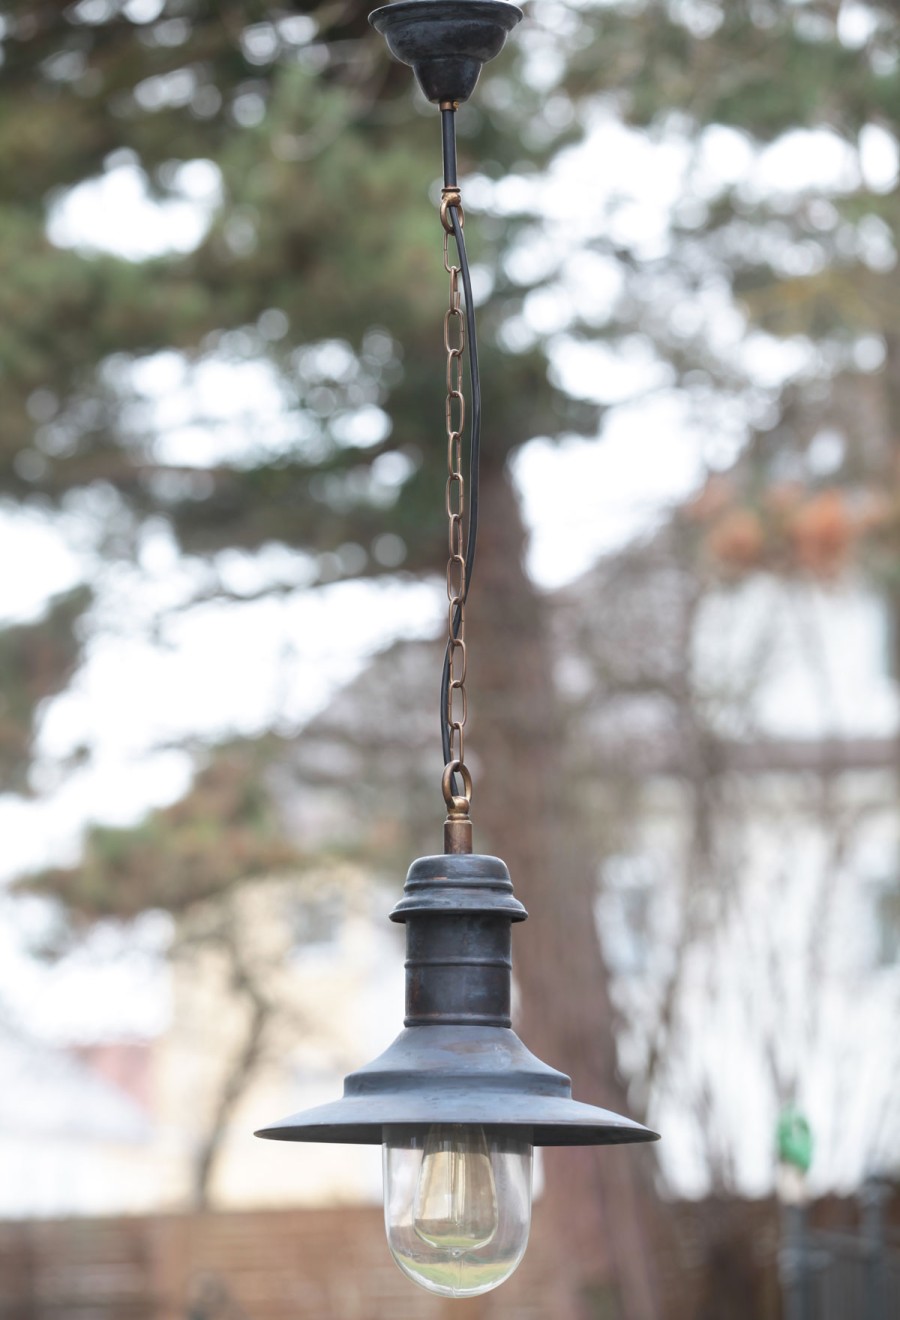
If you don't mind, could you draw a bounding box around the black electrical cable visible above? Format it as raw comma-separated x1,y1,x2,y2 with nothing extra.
439,111,481,796
441,106,458,189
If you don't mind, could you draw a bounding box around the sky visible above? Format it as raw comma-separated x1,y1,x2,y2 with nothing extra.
1,84,899,1205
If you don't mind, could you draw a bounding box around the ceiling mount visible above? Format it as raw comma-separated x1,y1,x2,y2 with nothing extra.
369,1,523,104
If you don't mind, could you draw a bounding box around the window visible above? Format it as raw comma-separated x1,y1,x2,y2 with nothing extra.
286,888,345,956
598,854,658,976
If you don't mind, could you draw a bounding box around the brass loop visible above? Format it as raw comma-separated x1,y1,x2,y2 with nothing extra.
445,389,465,435
447,475,464,519
448,595,465,631
443,230,459,275
449,721,465,766
447,428,462,473
448,518,464,562
449,637,467,685
442,759,473,810
447,557,465,600
440,189,464,234
449,527,464,566
448,684,468,728
446,349,464,394
444,307,465,356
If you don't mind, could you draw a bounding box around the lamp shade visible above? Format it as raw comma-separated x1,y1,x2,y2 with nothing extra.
256,855,658,1148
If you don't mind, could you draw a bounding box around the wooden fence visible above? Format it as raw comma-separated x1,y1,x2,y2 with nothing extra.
0,1205,559,1320
0,1194,893,1319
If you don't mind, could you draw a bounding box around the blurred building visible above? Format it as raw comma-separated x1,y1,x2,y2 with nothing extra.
0,1029,154,1217
564,561,900,1198
1,867,402,1218
153,866,402,1211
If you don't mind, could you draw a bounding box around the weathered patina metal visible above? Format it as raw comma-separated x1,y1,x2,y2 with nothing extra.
369,1,523,105
255,854,659,1147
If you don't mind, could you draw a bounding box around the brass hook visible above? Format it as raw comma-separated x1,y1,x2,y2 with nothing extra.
440,187,465,234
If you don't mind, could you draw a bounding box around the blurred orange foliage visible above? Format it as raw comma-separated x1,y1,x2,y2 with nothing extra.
706,508,765,570
786,490,854,577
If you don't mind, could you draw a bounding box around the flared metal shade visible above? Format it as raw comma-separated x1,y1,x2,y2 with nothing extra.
256,1021,656,1146
256,855,659,1149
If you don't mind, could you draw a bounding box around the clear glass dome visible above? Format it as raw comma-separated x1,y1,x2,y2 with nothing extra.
383,1124,532,1298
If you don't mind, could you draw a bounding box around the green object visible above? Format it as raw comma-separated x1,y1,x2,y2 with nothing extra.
777,1108,813,1173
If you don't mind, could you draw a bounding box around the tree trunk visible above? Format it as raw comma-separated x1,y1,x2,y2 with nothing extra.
193,967,270,1211
881,331,900,692
466,459,665,1320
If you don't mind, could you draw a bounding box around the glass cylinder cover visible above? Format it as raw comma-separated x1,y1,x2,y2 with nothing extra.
383,1124,532,1298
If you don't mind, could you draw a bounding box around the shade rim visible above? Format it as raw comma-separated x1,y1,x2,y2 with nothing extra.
255,1025,658,1147
257,1129,659,1147
256,1104,659,1148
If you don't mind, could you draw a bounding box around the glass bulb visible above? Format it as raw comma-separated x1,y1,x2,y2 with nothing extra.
383,1124,532,1298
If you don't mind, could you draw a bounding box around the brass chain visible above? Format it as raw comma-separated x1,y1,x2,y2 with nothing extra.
442,216,470,806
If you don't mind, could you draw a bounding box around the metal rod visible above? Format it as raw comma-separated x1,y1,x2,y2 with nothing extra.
780,1202,810,1320
444,813,473,854
862,1180,888,1320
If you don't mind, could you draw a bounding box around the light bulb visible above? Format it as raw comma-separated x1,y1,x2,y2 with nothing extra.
383,1125,532,1298
414,1125,498,1250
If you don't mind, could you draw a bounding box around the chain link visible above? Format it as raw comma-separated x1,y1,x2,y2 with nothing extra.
443,221,469,795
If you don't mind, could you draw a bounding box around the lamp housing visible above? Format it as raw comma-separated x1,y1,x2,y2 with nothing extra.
257,855,657,1297
256,853,658,1147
